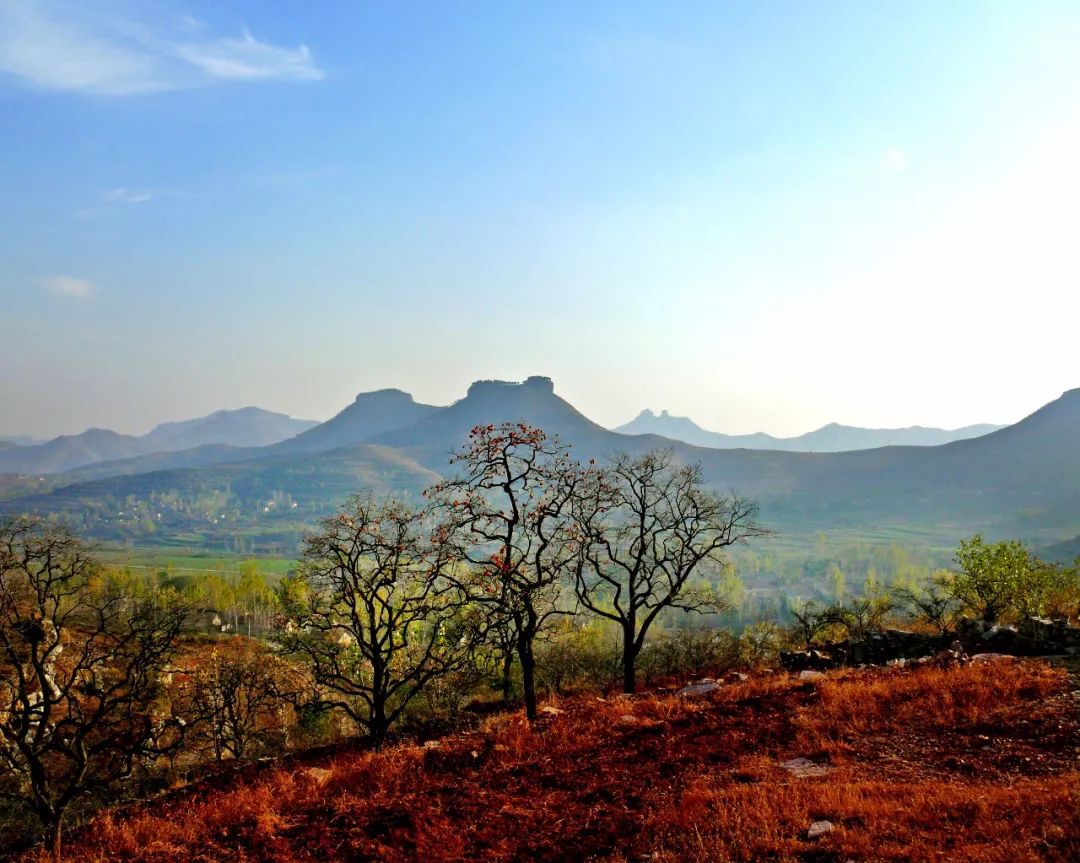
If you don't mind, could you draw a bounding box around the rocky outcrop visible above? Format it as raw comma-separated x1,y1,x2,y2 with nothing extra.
780,617,1080,671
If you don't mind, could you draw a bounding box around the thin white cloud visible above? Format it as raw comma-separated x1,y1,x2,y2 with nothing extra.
176,30,323,82
105,186,155,204
101,186,186,205
0,1,324,96
41,275,96,299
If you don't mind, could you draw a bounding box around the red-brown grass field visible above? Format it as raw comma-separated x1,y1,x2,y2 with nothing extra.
39,659,1080,863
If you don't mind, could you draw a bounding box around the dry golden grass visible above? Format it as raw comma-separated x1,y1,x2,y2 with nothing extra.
41,660,1080,863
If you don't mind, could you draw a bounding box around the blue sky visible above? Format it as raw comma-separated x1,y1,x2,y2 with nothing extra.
2,1,1079,439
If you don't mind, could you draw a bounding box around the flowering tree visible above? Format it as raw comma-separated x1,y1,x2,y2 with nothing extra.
278,496,477,744
428,424,582,721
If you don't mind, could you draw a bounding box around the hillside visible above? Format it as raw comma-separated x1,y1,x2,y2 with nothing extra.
615,409,1003,451
49,660,1080,863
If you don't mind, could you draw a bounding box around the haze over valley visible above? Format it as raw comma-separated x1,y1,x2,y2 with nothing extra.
2,375,1077,557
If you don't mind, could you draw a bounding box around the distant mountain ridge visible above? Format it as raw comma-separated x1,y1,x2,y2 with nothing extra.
144,407,317,451
614,409,1004,452
0,408,316,475
4,379,1078,552
0,435,39,447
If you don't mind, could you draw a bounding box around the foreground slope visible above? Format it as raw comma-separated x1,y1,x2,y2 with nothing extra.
51,660,1079,863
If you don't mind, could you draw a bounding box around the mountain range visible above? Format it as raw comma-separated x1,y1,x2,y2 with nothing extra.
2,376,1078,551
0,408,316,475
615,409,1004,452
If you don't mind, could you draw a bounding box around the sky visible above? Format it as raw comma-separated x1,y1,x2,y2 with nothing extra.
1,0,1079,440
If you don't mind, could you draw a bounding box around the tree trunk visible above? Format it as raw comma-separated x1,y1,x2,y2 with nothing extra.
371,690,388,746
500,649,513,701
517,633,537,722
622,623,637,694
46,815,62,863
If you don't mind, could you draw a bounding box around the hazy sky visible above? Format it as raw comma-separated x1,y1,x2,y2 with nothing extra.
2,1,1079,440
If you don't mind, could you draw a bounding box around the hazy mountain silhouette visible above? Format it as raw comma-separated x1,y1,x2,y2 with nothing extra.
5,380,1078,547
144,407,316,451
25,391,443,480
0,408,316,475
0,429,156,475
0,435,38,447
615,409,1003,451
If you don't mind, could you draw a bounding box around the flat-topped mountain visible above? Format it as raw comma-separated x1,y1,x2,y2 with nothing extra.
615,409,1003,452
369,377,618,461
0,407,316,475
270,389,440,455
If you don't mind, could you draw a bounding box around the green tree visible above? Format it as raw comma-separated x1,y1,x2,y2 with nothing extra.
949,535,1034,623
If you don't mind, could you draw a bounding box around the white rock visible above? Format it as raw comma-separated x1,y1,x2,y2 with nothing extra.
970,653,1018,663
677,679,721,697
780,757,833,778
799,670,825,681
807,820,834,839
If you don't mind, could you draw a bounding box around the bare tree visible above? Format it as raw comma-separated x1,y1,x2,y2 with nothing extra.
0,518,188,861
893,579,963,634
428,424,582,721
824,595,896,641
571,451,764,693
278,496,477,745
789,600,832,651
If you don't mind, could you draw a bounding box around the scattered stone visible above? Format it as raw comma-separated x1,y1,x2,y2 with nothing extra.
807,820,834,840
678,678,721,697
617,713,638,727
798,670,825,681
970,652,1019,663
539,705,564,716
780,757,833,778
